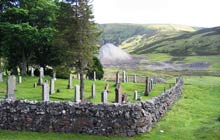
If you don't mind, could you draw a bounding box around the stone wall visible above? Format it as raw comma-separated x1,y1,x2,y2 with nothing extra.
0,77,183,136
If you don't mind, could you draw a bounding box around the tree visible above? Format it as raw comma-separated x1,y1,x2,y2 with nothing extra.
0,0,58,75
87,57,104,80
55,0,100,100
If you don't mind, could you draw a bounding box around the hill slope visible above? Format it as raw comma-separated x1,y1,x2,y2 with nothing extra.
99,23,196,46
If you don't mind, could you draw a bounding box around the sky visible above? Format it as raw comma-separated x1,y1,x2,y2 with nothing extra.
92,0,220,27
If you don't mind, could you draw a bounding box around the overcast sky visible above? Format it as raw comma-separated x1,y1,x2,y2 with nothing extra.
92,0,220,27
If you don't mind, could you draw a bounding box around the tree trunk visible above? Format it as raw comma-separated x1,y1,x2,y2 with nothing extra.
79,68,84,100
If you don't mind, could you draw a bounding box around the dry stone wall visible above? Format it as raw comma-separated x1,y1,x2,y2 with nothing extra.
0,77,183,136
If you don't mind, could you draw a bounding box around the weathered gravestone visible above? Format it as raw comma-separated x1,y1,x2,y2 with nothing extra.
18,76,22,84
134,90,138,100
0,72,3,82
115,71,120,85
74,85,81,103
122,94,128,103
53,72,56,80
68,74,73,89
39,67,44,77
31,67,34,77
49,79,55,95
93,71,96,81
144,77,150,96
115,83,122,104
42,83,49,101
92,83,96,98
133,74,137,83
6,75,16,100
101,90,108,103
122,71,126,83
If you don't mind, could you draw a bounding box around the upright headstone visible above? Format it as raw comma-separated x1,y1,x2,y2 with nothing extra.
122,71,126,83
93,71,96,81
31,67,34,77
6,75,16,100
92,83,96,98
68,74,73,89
144,77,150,96
18,76,22,84
39,67,44,77
101,90,108,103
53,72,56,80
115,71,120,85
77,73,80,80
50,79,55,95
134,90,138,100
115,83,122,104
151,79,153,90
74,85,81,103
0,72,3,82
42,83,49,101
133,74,137,83
38,76,43,85
104,83,109,93
126,75,129,82
13,76,16,90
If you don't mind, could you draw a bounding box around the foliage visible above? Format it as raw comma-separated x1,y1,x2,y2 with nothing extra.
86,57,104,80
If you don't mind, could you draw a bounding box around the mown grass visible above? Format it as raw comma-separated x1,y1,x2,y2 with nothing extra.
0,76,220,140
0,76,169,103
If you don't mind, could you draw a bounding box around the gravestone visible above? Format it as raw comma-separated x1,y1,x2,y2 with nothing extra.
144,77,150,96
77,73,80,80
31,67,34,77
13,76,16,90
39,67,44,77
53,72,56,80
151,79,154,90
34,82,37,88
104,83,109,93
101,90,108,103
115,83,122,104
134,90,138,100
42,83,49,101
93,71,96,81
122,94,128,103
38,77,43,85
92,83,96,98
68,74,73,89
115,71,120,85
6,75,16,100
74,85,81,103
50,79,55,95
18,76,22,84
126,75,129,82
133,74,137,83
0,72,3,82
122,71,126,83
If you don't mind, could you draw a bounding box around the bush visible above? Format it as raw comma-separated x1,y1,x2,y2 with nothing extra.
54,66,71,79
87,57,104,80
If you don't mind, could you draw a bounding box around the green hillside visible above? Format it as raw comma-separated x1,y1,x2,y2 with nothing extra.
123,26,220,56
99,24,196,46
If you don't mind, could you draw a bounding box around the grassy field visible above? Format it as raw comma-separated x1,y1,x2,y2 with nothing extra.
0,76,169,103
0,76,220,140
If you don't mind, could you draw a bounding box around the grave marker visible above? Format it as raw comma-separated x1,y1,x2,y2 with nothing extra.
42,83,49,101
93,71,96,81
115,83,122,104
53,72,56,80
133,74,137,83
6,75,16,100
74,85,81,103
122,71,126,83
101,90,108,103
68,74,73,89
31,67,34,77
134,90,138,100
0,72,3,82
18,76,22,84
39,67,44,77
144,77,150,96
92,83,96,98
115,71,120,85
50,79,55,94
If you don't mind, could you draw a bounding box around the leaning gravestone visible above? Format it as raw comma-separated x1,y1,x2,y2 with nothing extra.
115,83,122,104
122,71,126,83
134,90,138,100
31,67,34,77
68,74,73,89
6,75,16,100
101,90,108,103
0,72,3,82
74,85,81,103
42,83,49,101
49,79,55,95
92,83,96,98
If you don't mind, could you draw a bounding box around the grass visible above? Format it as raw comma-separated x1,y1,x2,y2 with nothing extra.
0,76,220,140
0,76,170,103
